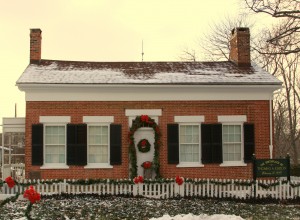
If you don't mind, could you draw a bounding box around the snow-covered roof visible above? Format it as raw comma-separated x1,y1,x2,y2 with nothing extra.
17,60,282,86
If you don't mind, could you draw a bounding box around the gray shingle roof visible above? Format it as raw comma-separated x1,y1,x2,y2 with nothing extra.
17,60,282,85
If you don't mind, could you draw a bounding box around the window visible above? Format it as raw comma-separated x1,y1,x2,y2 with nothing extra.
32,119,122,168
44,125,66,164
88,125,109,164
222,124,242,162
179,124,200,163
167,116,204,167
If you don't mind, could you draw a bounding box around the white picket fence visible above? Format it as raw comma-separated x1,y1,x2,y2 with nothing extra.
1,178,300,200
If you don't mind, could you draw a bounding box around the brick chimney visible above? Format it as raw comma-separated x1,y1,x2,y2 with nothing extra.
229,27,251,67
30,29,42,64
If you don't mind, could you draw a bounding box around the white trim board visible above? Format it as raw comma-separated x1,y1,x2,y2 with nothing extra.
39,116,71,123
83,116,114,123
19,85,281,101
125,109,162,116
174,116,205,123
218,115,247,123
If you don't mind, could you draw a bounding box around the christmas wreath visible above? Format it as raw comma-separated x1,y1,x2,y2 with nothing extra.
128,115,161,179
137,139,151,153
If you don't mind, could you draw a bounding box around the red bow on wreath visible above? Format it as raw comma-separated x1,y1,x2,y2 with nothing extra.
141,140,147,148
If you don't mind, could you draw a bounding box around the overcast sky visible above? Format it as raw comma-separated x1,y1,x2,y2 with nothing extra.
0,0,271,132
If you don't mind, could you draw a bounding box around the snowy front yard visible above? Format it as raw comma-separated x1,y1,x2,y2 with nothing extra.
1,195,300,220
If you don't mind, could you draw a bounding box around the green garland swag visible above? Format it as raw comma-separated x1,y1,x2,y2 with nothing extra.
0,193,19,207
3,178,300,191
128,115,161,179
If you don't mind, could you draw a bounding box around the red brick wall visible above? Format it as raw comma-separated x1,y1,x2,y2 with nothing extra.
25,100,271,179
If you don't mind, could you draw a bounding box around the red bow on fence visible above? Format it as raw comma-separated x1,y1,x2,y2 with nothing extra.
5,176,15,188
23,186,41,204
175,176,184,185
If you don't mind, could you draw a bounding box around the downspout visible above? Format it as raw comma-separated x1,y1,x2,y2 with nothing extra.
269,88,282,159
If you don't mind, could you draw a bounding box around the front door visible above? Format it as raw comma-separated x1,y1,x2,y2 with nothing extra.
134,127,155,178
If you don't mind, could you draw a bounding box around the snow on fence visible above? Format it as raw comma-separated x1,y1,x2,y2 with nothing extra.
1,178,300,200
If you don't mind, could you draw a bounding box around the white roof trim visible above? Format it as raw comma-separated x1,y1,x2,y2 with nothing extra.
19,85,281,102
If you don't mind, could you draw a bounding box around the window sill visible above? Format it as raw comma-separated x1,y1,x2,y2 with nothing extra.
84,164,113,169
176,163,204,168
40,165,69,169
220,162,247,167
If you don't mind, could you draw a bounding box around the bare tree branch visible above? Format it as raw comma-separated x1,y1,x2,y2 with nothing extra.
244,0,300,55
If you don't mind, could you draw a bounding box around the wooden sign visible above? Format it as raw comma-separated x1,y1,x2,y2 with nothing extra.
253,156,290,180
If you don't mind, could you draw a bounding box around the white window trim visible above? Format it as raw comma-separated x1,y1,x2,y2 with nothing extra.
125,109,162,117
176,163,204,168
41,124,69,170
219,162,247,167
220,123,247,167
84,123,113,169
39,116,71,123
174,116,205,123
40,164,70,169
218,115,247,123
83,116,114,123
84,164,113,169
176,122,204,168
125,109,162,127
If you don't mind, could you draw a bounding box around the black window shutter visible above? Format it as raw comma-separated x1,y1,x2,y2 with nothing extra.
211,124,223,163
201,124,222,164
110,124,122,165
201,124,213,164
244,123,255,163
67,124,87,166
167,124,179,164
32,124,43,165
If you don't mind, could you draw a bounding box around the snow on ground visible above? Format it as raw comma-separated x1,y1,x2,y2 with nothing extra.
15,213,245,220
14,213,245,220
150,213,244,220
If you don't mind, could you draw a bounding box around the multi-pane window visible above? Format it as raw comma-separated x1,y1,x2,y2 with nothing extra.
88,125,109,164
45,125,66,164
222,124,242,162
179,125,200,163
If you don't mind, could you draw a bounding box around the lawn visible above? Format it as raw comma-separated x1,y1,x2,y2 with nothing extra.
1,194,300,220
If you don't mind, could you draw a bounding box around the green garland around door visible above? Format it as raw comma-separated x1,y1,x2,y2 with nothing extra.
128,115,161,179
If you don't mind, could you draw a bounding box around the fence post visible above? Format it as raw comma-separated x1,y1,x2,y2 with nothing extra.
174,182,179,196
286,154,291,182
62,179,66,194
138,183,143,196
252,154,257,199
132,183,137,196
180,182,184,197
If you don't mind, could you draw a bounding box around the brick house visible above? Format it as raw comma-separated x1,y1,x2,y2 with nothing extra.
17,28,281,180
